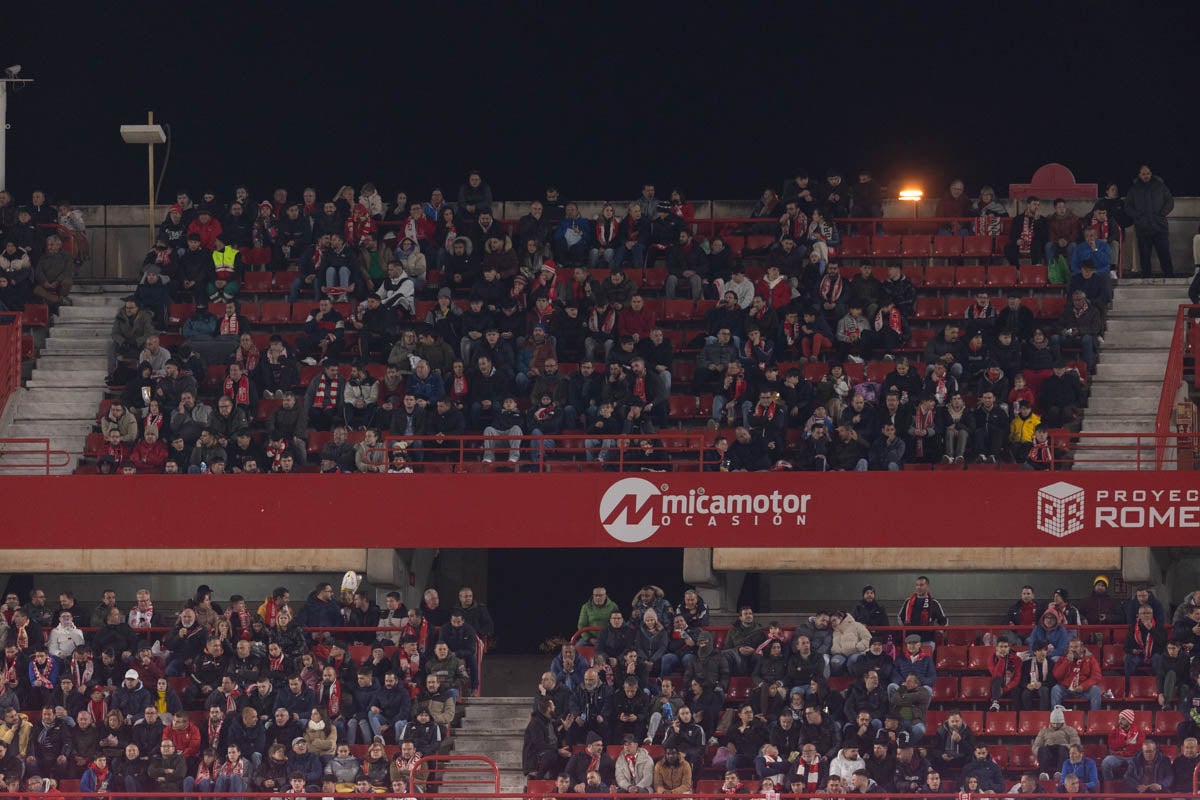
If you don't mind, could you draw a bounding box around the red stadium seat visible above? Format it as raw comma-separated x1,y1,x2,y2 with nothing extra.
988,745,1010,769
1040,296,1066,319
1018,265,1048,287
1127,676,1157,701
290,304,314,324
258,301,292,325
870,236,902,258
672,360,695,385
307,430,332,455
932,236,963,258
924,710,947,733
1009,745,1036,770
83,432,104,457
967,645,994,671
914,297,945,320
986,711,1018,736
725,677,752,705
663,300,696,321
20,334,34,359
986,266,1019,287
1085,710,1120,735
696,394,714,419
1099,675,1125,700
954,267,986,288
839,236,870,258
900,236,930,258
241,271,274,293
1017,711,1049,736
959,676,990,700
922,266,955,288
865,362,893,384
239,302,262,322
842,362,864,382
802,362,828,382
946,297,974,318
168,303,194,325
1154,710,1183,736
1062,711,1086,731
668,395,698,420
935,646,968,672
207,302,227,317
931,676,957,703
960,711,984,734
962,236,995,258
641,268,667,290
241,247,272,267
908,328,936,349
1101,644,1123,669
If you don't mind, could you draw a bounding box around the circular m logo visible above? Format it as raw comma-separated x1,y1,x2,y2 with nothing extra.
599,478,663,542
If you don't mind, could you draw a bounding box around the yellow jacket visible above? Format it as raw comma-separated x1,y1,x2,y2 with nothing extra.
1009,411,1041,443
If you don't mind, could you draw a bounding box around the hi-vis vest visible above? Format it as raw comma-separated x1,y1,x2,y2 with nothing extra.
212,246,238,276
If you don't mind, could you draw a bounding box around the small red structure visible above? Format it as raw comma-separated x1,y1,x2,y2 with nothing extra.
1009,163,1097,200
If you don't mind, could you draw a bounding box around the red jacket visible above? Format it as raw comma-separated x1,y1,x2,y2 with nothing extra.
129,440,168,473
988,651,1022,694
1107,725,1142,757
1051,652,1102,691
617,307,657,340
755,276,791,309
187,218,223,250
163,722,202,758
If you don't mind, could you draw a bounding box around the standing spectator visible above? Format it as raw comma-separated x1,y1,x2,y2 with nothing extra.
1126,165,1175,277
897,577,948,628
1005,198,1048,267
853,587,889,630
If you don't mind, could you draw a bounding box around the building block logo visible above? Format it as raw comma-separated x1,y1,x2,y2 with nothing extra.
599,478,663,543
1036,481,1086,537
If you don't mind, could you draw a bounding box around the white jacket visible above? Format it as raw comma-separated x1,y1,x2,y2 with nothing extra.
614,748,655,791
47,625,85,659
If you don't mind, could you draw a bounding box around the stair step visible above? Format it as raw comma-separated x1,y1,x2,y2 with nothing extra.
1097,352,1168,366
42,342,111,355
1109,300,1186,316
56,305,120,320
1102,318,1173,332
31,356,109,370
66,294,126,307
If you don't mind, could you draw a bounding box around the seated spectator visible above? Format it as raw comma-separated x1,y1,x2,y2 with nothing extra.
931,710,974,771
972,391,1008,463
1050,638,1101,709
1124,604,1167,685
299,298,345,365
304,363,345,432
1124,740,1172,794
1052,291,1102,374
32,234,74,308
1008,400,1041,463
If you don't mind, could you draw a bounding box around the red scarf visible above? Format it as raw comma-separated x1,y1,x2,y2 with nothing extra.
589,307,616,334
208,718,224,746
819,274,843,303
596,219,618,247
451,374,468,403
145,411,164,433
31,658,54,688
235,345,259,373
1029,439,1053,467
534,402,557,421
1018,213,1036,254
1133,620,1157,662
320,680,342,717
798,759,822,792
314,375,340,409
974,214,1002,236
218,758,244,778
914,406,935,458
228,607,251,637
269,653,285,672
1090,218,1111,241
624,753,638,780
15,622,28,651
220,314,240,336
224,375,250,407
72,656,94,687
621,217,641,242
756,401,778,421
89,698,108,722
130,602,154,630
726,374,748,401
784,320,799,345
632,375,647,403
197,760,217,782
874,307,902,334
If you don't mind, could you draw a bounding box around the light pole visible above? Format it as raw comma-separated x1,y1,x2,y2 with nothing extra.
120,113,167,244
0,65,35,192
898,188,924,219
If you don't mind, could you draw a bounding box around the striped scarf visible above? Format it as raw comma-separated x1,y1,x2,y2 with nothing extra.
130,602,154,630
220,314,240,336
314,375,340,409
219,758,244,778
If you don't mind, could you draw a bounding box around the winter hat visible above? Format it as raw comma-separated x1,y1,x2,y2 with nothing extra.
169,204,183,215
874,729,890,743
124,669,139,680
904,634,921,644
1054,588,1069,600
1119,709,1136,725
861,585,875,595
1049,706,1065,725
585,731,603,745
437,287,452,300
1093,575,1110,588
258,201,273,212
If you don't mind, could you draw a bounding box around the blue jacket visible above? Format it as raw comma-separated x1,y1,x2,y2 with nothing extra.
550,653,588,690
1027,621,1070,655
1070,241,1111,273
294,592,342,631
80,767,111,793
891,651,936,687
274,685,317,719
287,750,324,784
349,678,381,720
374,684,412,721
554,217,593,248
1060,755,1099,791
406,371,445,404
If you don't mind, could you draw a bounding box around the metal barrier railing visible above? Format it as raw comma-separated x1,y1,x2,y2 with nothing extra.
1048,431,1200,471
0,437,73,475
0,312,21,420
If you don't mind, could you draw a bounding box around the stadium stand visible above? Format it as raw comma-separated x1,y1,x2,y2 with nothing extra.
0,179,1121,476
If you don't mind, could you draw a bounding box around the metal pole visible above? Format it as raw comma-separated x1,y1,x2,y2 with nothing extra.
147,111,156,245
0,82,7,191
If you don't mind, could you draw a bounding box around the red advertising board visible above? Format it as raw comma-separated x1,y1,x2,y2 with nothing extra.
3,471,1198,547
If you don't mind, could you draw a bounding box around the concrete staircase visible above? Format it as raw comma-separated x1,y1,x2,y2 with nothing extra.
448,696,531,794
0,285,132,474
1078,277,1190,469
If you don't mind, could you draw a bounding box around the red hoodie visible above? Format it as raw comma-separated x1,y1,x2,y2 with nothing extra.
1051,651,1101,691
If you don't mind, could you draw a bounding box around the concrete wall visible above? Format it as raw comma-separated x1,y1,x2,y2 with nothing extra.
68,198,1200,281
0,548,365,574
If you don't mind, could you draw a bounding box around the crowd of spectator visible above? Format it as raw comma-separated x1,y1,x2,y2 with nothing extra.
522,579,1200,797
0,579,492,796
1,169,1172,474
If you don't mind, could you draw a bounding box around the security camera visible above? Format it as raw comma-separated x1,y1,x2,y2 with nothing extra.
3,65,20,79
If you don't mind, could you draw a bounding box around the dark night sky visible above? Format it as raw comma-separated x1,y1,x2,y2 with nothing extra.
5,3,1198,206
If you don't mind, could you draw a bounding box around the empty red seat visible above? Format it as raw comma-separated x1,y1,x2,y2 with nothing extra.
932,236,964,258
668,395,698,420
19,334,34,359
963,236,995,257
900,236,930,258
865,361,893,384
83,432,104,457
946,297,974,318
959,676,990,700
1009,745,1036,770
924,710,948,732
167,303,194,325
1101,644,1123,669
641,268,667,290
1127,676,1157,701
290,304,315,324
922,266,955,287
960,711,985,734
672,360,695,384
259,301,292,325
988,745,1010,768
908,328,936,349
1040,296,1067,319
935,646,968,672
696,394,714,419
241,271,274,292
307,430,333,455
802,362,828,382
1018,265,1048,287
967,645,994,671
931,676,957,703
663,300,696,321
986,711,1018,736
1086,710,1120,735
839,236,870,258
914,297,944,320
1099,675,1125,700
239,301,262,322
870,236,903,258
1154,710,1183,736
986,266,1019,287
1017,711,1049,736
955,267,986,288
